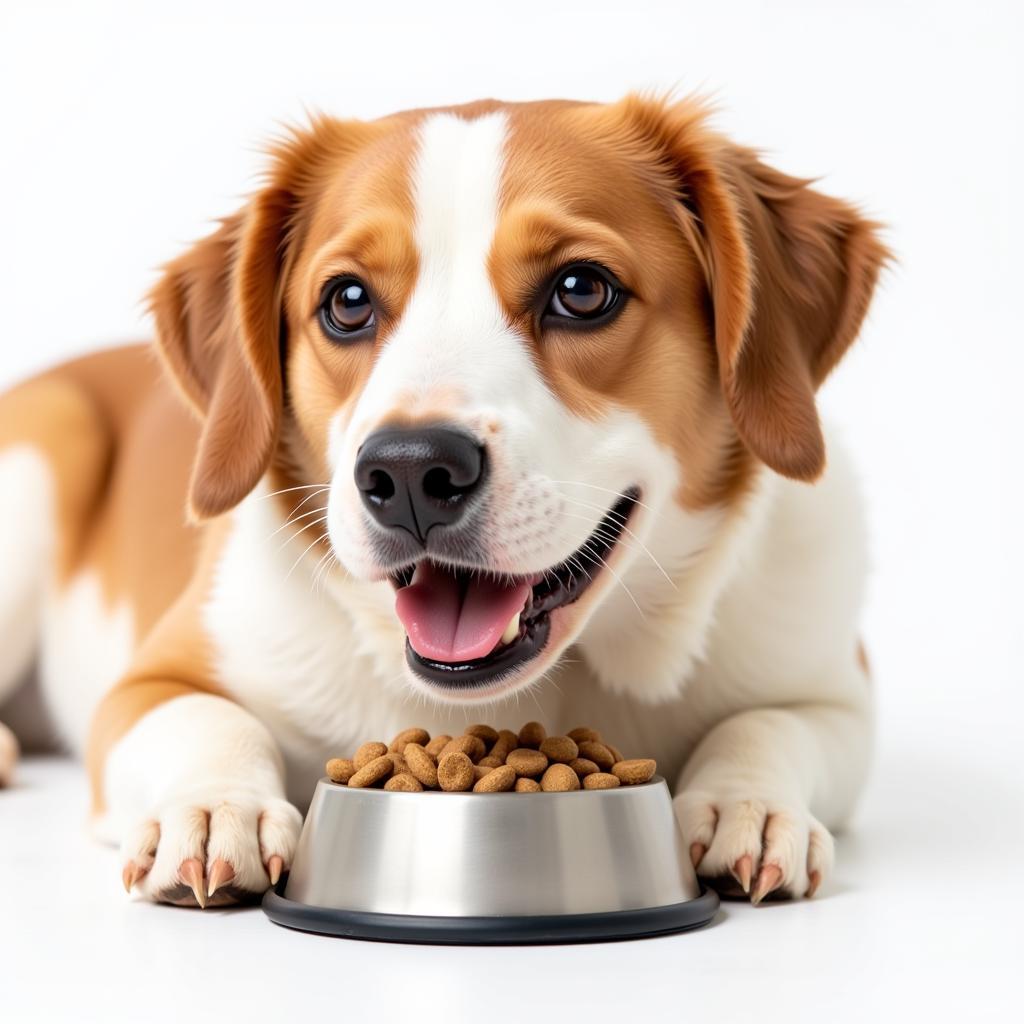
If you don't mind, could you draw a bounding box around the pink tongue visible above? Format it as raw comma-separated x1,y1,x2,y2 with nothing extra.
395,562,532,663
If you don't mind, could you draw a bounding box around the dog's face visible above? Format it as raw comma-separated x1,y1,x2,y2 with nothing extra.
152,97,886,704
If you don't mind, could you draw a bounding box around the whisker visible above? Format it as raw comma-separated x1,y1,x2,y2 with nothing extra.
556,495,676,590
285,530,331,581
546,480,654,513
257,482,330,501
576,541,646,619
275,515,329,555
265,504,328,545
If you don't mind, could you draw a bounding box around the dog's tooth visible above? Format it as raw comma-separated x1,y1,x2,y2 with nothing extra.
500,611,521,645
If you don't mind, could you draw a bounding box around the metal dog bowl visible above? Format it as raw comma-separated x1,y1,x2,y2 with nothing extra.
262,775,719,944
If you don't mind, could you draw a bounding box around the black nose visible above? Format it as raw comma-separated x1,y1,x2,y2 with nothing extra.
354,426,486,543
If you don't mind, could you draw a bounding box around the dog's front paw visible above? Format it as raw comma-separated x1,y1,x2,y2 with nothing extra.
119,793,303,908
674,790,834,904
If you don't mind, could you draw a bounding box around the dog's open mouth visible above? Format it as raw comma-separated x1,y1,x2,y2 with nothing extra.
389,488,639,690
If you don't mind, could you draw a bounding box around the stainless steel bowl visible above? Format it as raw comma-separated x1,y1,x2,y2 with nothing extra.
263,776,719,944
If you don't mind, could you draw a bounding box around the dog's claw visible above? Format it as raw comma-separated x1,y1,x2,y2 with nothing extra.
806,869,822,899
266,854,284,887
206,858,234,898
731,854,753,893
689,842,706,869
751,863,783,905
179,858,207,909
122,861,147,893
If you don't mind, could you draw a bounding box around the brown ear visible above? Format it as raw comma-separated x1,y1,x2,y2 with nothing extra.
626,98,890,480
149,186,292,519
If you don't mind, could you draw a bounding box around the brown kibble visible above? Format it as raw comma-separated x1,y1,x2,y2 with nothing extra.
474,764,517,792
437,752,475,791
505,748,549,778
611,758,657,785
539,735,579,764
577,740,615,771
489,729,519,762
384,772,424,792
388,727,430,753
354,741,388,769
404,743,439,789
540,763,581,792
329,723,651,796
325,758,355,784
517,721,546,748
348,754,394,788
440,735,486,763
583,772,621,790
568,757,599,778
425,734,452,758
465,724,499,745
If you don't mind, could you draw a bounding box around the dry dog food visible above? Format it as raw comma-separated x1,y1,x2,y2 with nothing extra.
324,722,657,794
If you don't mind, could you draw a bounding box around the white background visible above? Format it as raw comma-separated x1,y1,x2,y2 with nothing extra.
1,1,1021,1020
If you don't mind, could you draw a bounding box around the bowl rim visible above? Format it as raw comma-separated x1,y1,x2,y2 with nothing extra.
318,773,668,797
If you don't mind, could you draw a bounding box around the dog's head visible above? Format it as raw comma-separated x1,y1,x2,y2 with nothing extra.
151,97,887,704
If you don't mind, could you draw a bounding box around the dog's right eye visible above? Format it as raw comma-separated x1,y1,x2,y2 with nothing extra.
319,278,376,340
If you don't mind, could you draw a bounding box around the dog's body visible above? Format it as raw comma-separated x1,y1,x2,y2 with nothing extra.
0,97,885,907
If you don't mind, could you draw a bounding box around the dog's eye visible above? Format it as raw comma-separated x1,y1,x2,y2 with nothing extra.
320,278,375,339
546,264,622,323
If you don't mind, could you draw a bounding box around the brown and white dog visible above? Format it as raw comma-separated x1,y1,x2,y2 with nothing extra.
0,96,887,907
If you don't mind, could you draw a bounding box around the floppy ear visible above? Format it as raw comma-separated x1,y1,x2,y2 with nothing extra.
149,185,293,519
629,98,890,480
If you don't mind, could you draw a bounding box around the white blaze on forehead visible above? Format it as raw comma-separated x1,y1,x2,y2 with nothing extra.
343,111,527,442
413,111,507,331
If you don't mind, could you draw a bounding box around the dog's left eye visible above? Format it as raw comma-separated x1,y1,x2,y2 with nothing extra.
319,278,375,339
545,264,622,322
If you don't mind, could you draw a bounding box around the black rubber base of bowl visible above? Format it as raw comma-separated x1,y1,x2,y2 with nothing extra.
262,881,719,945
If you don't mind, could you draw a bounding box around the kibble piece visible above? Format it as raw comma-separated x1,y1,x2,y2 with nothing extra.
606,743,625,763
568,757,599,779
577,740,615,771
473,765,493,782
384,772,424,792
437,752,475,792
404,743,439,789
440,735,487,763
611,758,657,785
514,777,542,793
583,772,621,790
326,758,355,784
478,755,503,768
348,754,394,788
474,764,516,793
541,763,581,792
388,751,408,774
354,741,388,770
489,729,519,763
505,747,549,778
388,727,430,753
425,734,452,758
539,735,579,764
465,724,499,745
567,726,603,745
517,721,546,749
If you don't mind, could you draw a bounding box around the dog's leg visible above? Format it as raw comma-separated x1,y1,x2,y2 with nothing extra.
0,374,113,785
674,670,871,903
89,672,302,908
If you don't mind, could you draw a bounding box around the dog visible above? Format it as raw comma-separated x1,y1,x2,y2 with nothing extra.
0,95,887,907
